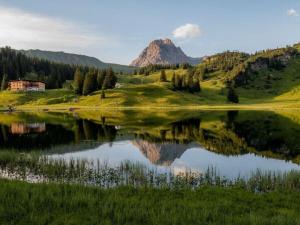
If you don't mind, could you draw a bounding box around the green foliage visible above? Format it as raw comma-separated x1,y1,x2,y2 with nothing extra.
198,51,250,74
1,74,8,91
1,149,300,192
138,64,179,75
100,89,105,99
229,47,298,86
23,72,39,81
159,70,167,82
21,49,135,73
102,68,117,89
75,67,117,96
97,70,106,90
73,68,84,95
138,63,192,76
171,70,201,93
82,69,97,96
0,46,77,89
193,77,201,92
227,86,239,103
171,72,176,88
1,179,300,225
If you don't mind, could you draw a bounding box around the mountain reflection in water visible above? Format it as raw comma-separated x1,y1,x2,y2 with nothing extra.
0,110,300,178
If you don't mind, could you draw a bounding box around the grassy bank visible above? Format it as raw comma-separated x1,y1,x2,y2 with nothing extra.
1,179,300,225
1,66,300,110
1,88,300,111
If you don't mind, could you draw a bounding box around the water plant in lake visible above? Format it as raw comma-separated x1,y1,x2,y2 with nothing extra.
0,151,300,192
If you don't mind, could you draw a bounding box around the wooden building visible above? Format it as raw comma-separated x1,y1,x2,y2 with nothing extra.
8,80,45,92
10,123,46,134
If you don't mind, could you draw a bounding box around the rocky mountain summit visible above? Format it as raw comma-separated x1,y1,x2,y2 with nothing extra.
132,140,189,166
130,38,201,67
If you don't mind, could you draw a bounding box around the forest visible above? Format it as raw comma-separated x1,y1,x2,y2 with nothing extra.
0,47,76,89
0,47,118,94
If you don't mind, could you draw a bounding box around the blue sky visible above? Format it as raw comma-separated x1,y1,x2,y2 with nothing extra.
0,0,299,64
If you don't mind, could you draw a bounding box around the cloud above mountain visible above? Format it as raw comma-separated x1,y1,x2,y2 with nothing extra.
172,23,202,39
0,6,115,52
287,8,298,17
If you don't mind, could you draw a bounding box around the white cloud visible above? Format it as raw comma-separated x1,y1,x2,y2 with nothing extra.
0,6,115,53
287,8,299,17
172,23,202,39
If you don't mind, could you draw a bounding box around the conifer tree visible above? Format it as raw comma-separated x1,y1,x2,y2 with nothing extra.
187,73,194,93
100,89,105,99
193,77,201,92
82,70,97,96
171,72,176,89
160,70,167,82
97,70,106,90
227,86,239,103
1,74,8,91
103,68,117,89
175,74,183,90
73,68,84,95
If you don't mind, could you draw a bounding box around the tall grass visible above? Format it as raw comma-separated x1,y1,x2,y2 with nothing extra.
1,179,300,225
0,151,300,192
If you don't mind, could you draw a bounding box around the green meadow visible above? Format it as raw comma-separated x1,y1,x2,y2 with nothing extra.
1,179,300,225
1,55,300,110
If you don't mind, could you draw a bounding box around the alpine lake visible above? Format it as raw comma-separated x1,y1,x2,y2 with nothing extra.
1,109,299,181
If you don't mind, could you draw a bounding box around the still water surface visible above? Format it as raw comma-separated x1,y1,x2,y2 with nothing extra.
1,110,300,178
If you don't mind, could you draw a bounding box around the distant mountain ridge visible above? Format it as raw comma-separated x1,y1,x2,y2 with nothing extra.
20,49,135,73
130,38,201,67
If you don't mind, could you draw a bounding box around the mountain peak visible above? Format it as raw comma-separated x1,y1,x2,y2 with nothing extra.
130,38,201,67
149,38,174,46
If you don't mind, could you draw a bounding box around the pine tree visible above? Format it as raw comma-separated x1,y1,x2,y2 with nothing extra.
100,89,105,99
187,73,194,93
227,86,239,103
82,70,97,96
171,72,176,89
198,66,206,81
193,77,201,92
103,68,117,89
73,68,84,95
160,70,167,82
175,74,183,90
97,70,106,90
1,74,8,91
182,75,188,90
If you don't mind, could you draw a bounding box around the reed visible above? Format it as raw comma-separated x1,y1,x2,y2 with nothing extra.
1,179,300,225
0,151,300,192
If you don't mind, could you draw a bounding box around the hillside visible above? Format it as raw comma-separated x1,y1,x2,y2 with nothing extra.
1,43,300,110
21,49,135,73
130,39,201,67
193,44,300,102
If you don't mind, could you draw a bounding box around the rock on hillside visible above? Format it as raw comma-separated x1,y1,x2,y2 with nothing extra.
130,38,201,67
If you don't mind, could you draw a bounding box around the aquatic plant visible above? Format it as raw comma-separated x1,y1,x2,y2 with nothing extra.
0,151,300,192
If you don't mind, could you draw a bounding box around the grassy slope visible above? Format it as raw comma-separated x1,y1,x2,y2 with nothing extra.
1,179,300,225
1,58,300,110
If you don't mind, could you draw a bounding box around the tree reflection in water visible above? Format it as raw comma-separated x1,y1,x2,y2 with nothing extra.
0,111,299,164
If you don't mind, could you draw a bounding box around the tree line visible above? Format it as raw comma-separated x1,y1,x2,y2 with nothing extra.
0,47,77,89
228,46,298,86
167,69,200,93
73,67,117,96
134,63,192,76
202,51,250,73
